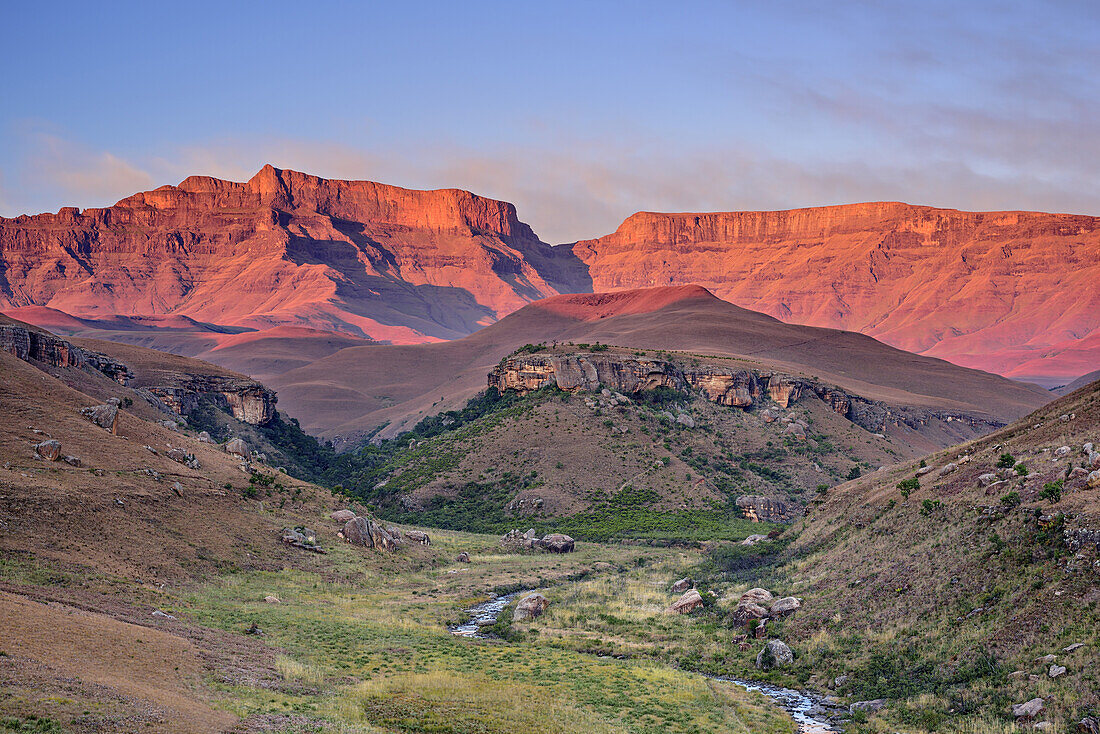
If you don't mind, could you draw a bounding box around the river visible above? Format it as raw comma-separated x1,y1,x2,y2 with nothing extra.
450,593,842,733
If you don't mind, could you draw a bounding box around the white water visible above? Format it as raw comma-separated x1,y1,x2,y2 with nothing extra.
450,593,842,732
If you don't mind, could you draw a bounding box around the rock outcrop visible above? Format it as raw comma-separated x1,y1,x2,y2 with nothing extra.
146,376,276,425
1,322,132,384
81,398,120,434
488,352,1002,435
736,496,794,523
668,589,705,614
342,516,401,552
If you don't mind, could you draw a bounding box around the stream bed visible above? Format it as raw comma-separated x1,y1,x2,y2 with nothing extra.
451,593,843,732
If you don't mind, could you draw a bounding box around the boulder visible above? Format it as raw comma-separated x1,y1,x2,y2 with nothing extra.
455,552,470,563
850,699,887,714
196,430,215,443
731,602,770,625
225,437,248,457
740,588,774,606
1013,699,1044,719
671,577,693,594
405,529,431,546
978,473,999,487
513,593,550,622
1048,664,1066,678
80,399,119,434
1088,469,1100,489
330,509,356,523
915,465,933,476
675,413,695,428
939,462,958,476
1054,446,1072,457
34,440,61,461
770,596,802,617
1079,716,1100,734
833,675,848,688
785,423,806,439
171,481,184,497
1063,642,1085,653
760,409,779,423
668,589,704,614
264,595,280,604
342,516,401,552
62,455,82,467
755,639,793,670
535,533,575,553
741,534,769,546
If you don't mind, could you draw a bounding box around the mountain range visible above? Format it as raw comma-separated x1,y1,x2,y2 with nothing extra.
2,166,1097,388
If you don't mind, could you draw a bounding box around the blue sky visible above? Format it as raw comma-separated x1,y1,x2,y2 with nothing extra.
3,0,1099,242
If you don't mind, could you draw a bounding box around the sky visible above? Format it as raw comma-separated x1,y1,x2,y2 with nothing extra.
3,0,1100,243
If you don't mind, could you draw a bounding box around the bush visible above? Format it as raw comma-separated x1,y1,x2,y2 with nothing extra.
1000,491,1021,508
920,499,942,516
1014,463,1029,476
996,453,1016,468
1039,480,1063,503
846,466,861,480
897,477,920,498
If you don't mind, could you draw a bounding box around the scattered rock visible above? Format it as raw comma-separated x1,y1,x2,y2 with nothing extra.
760,409,779,423
455,552,470,563
62,455,82,467
225,437,248,457
81,399,120,434
741,534,769,546
732,602,770,624
33,440,61,461
1049,664,1066,678
158,419,181,431
1054,446,1072,457
668,589,704,614
330,509,356,523
939,462,958,476
915,465,933,476
281,526,325,553
833,674,848,688
166,447,199,469
1037,654,1058,664
405,529,431,546
675,413,695,428
151,609,176,620
171,481,184,497
1078,716,1100,734
671,577,693,594
740,588,774,606
1088,469,1100,489
1013,698,1044,719
770,596,802,617
755,639,793,670
264,595,280,604
978,473,999,487
343,517,401,552
1034,722,1053,731
535,533,575,553
849,699,887,714
513,593,550,622
245,622,264,636
196,430,215,443
1063,642,1084,653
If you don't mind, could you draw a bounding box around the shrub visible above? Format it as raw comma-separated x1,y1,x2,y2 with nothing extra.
1039,480,1063,503
1014,463,1029,476
996,453,1016,468
816,484,829,495
897,477,920,498
920,499,942,516
846,466,861,480
1000,491,1021,508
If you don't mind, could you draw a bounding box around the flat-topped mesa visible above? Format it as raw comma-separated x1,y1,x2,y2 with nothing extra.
487,352,1003,435
0,322,132,384
143,375,276,426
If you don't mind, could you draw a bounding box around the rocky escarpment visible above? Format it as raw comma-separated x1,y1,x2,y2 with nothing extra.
571,203,1100,382
144,376,276,426
0,322,132,384
488,352,1003,435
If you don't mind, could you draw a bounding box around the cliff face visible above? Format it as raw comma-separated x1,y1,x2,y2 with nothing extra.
571,203,1100,381
0,322,132,384
145,377,276,426
0,166,575,342
488,352,1002,435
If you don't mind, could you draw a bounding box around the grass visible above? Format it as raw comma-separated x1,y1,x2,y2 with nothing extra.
169,530,796,733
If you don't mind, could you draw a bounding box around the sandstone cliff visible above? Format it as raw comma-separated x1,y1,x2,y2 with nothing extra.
0,319,132,384
571,203,1100,383
0,165,577,342
487,352,1002,435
